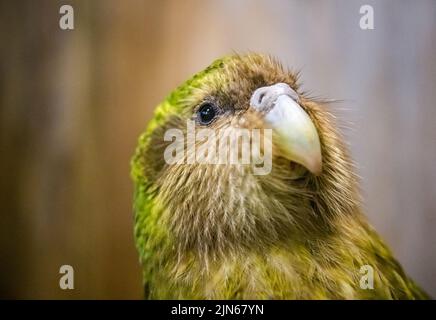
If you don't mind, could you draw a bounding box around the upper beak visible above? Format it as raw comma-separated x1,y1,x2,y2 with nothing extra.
250,83,322,175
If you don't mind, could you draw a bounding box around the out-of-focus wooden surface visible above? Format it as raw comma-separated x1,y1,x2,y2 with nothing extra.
1,0,435,298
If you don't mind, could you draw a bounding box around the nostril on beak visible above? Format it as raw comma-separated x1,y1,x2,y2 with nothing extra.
258,92,266,105
250,87,272,111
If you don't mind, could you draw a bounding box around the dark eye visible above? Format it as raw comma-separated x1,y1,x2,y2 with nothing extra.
197,103,217,125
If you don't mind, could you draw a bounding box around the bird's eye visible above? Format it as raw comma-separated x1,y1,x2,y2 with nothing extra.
197,103,217,125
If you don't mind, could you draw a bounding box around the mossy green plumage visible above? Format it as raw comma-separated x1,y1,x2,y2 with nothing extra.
131,53,429,299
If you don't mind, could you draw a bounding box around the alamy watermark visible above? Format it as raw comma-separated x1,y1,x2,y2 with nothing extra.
360,5,374,30
164,120,273,175
59,4,74,30
359,264,374,290
59,265,74,290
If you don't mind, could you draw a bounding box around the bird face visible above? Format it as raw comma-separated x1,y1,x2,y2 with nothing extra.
159,55,322,179
133,54,355,256
180,81,322,177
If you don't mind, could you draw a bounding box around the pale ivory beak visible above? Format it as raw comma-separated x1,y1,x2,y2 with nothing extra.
250,83,322,175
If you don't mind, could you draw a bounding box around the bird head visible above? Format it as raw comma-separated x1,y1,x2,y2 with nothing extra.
132,54,359,258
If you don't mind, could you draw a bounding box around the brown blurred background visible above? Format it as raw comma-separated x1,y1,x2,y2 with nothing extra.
0,0,435,299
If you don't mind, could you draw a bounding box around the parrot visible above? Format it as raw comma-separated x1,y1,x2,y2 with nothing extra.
131,53,429,299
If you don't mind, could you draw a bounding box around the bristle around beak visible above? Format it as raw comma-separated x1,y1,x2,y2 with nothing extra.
250,83,322,175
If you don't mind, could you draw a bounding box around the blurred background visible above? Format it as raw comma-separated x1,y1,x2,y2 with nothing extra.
0,0,435,299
